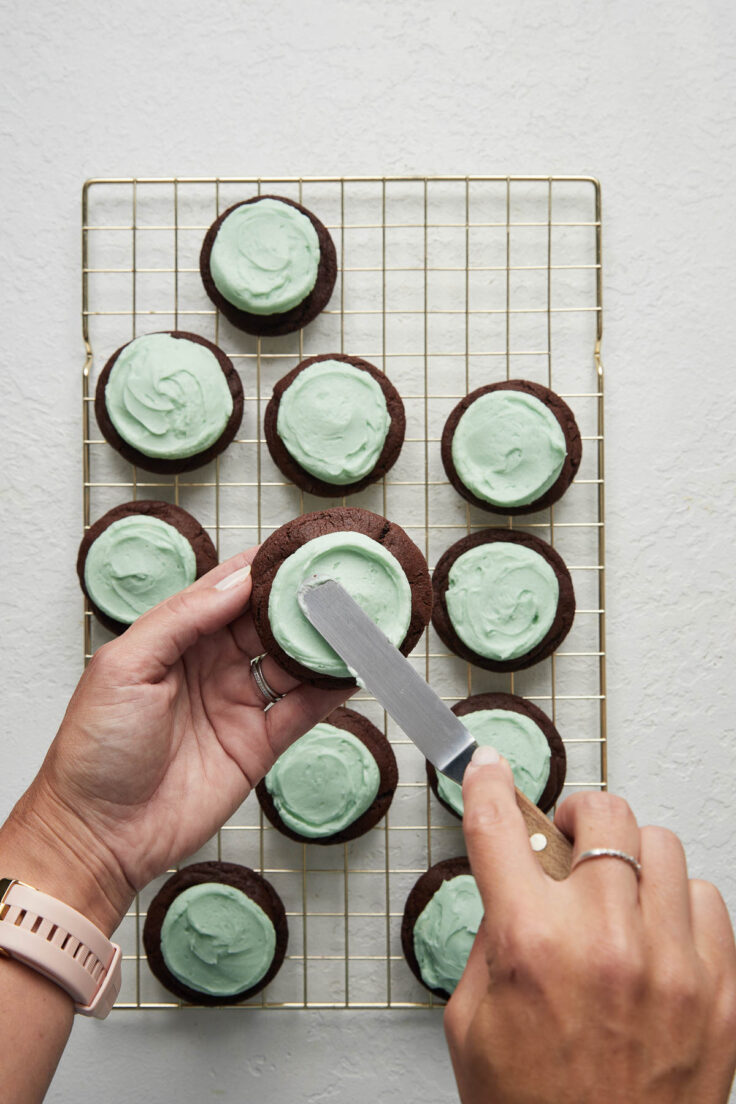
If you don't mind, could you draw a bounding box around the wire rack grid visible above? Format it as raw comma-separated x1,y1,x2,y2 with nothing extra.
81,174,606,1010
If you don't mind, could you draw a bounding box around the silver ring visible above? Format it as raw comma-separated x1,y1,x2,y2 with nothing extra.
250,654,284,706
573,848,642,881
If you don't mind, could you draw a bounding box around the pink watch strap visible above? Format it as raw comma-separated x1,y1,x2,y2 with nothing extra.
0,879,122,1019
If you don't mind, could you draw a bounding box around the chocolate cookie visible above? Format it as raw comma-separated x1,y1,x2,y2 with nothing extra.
441,379,582,515
256,706,398,845
77,500,218,635
143,862,288,1006
264,354,406,497
94,331,243,476
432,529,575,672
251,506,432,689
199,195,337,337
426,692,566,818
401,857,476,1002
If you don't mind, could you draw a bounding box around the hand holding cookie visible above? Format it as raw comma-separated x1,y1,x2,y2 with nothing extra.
444,750,736,1104
3,551,350,938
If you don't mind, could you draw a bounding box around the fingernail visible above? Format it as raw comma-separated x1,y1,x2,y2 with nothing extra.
214,564,251,591
470,745,500,767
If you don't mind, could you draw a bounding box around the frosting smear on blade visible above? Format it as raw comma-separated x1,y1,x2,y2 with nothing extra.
105,333,233,459
160,883,276,997
84,515,197,624
413,875,483,994
210,198,320,315
265,722,380,838
446,542,559,661
276,360,390,484
268,531,412,678
452,390,566,507
437,709,551,815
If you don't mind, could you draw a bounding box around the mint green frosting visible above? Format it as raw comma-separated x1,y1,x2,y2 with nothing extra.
413,875,483,994
269,531,412,678
446,542,559,661
84,515,197,624
276,361,390,485
210,198,320,315
437,709,551,816
105,333,234,460
264,722,380,838
452,390,566,507
160,883,276,997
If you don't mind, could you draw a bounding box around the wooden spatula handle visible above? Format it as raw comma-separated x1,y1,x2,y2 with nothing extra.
515,788,573,880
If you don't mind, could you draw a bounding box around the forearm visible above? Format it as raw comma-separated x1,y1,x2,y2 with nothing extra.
0,819,79,1104
0,789,132,1103
0,953,73,1104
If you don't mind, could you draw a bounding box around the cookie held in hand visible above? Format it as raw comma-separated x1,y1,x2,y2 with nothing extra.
251,506,432,689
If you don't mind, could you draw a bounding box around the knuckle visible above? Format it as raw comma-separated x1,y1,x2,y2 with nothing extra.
659,967,703,1019
641,825,685,859
570,792,637,841
594,933,646,994
641,824,679,849
522,929,557,969
690,878,726,911
499,920,556,972
568,790,599,816
163,588,193,617
594,792,633,823
463,798,507,839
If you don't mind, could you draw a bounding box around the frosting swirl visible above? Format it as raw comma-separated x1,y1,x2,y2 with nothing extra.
84,515,197,624
210,198,320,315
413,875,483,994
437,709,551,816
265,722,380,838
105,333,234,460
276,360,390,485
160,883,276,997
268,531,412,678
451,390,566,507
446,542,559,661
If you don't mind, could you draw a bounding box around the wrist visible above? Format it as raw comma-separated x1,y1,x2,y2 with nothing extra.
0,781,134,938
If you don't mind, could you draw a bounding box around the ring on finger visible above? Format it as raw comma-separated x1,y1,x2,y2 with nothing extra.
250,654,284,706
573,848,642,881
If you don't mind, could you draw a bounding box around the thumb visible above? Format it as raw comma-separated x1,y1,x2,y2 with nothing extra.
462,746,544,928
113,552,255,682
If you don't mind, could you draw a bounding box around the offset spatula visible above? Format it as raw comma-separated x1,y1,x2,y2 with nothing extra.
299,576,573,881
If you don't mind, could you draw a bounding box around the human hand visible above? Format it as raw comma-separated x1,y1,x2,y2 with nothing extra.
444,751,736,1104
2,550,350,935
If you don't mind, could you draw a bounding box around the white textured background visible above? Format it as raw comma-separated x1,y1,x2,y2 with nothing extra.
1,1,735,1100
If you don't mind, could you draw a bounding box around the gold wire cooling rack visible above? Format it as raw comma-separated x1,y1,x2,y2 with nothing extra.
81,175,606,1010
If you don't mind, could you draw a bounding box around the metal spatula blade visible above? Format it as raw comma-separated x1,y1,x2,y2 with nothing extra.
299,576,477,783
298,575,573,880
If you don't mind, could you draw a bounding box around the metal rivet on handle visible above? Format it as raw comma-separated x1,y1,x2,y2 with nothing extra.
530,833,548,852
